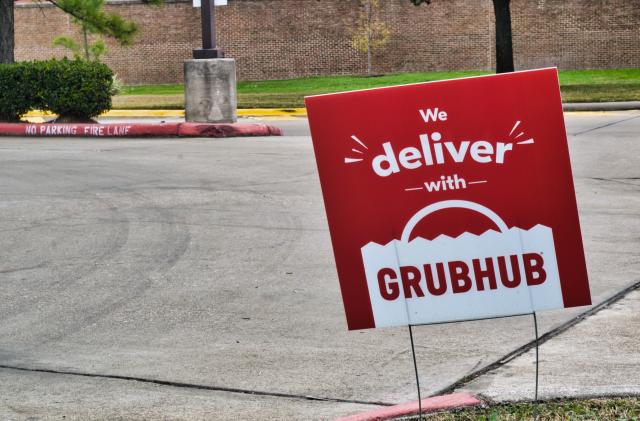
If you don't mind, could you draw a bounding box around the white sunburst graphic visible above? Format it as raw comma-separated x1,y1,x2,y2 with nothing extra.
344,135,369,164
509,120,535,145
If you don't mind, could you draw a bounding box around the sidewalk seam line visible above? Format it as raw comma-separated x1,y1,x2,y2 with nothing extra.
572,114,640,136
590,177,640,188
0,364,393,407
432,279,640,396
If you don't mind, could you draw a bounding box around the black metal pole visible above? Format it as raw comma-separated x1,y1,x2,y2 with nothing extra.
201,0,214,49
492,0,514,73
408,325,423,420
193,0,224,59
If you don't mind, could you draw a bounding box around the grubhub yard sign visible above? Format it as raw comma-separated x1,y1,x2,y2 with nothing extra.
305,68,591,330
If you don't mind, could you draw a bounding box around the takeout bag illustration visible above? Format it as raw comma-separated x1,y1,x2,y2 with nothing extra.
361,200,564,328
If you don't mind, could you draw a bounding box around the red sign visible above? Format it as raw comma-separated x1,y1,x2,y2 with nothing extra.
305,68,591,330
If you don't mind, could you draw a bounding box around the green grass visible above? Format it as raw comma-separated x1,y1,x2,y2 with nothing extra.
558,69,640,85
401,397,640,420
113,69,640,109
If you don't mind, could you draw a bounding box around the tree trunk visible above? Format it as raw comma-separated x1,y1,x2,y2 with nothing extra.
0,0,15,64
492,0,514,73
83,25,90,60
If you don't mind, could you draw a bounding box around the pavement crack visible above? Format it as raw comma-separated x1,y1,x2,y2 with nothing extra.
432,279,640,396
0,262,47,274
0,365,394,407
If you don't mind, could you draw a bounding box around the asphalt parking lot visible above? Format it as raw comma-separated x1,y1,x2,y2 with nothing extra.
1,111,639,420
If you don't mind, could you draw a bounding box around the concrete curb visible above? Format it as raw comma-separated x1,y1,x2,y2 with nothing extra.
23,108,308,119
238,108,307,117
332,393,481,421
0,122,283,138
562,101,640,111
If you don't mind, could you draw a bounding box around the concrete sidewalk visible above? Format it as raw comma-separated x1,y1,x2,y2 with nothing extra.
458,286,640,401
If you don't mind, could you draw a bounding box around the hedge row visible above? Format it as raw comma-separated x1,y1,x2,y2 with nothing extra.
0,59,114,122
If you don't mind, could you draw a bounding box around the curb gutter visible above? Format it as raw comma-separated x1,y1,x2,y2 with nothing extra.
22,103,639,119
0,122,282,138
24,108,308,119
562,101,640,112
333,393,481,421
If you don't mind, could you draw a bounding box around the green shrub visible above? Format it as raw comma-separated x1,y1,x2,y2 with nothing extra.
37,59,114,121
0,62,37,122
0,59,114,122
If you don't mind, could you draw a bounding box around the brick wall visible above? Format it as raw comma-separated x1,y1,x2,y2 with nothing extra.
14,0,640,84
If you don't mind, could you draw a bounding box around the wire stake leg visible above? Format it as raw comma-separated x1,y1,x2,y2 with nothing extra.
408,324,423,420
533,311,540,420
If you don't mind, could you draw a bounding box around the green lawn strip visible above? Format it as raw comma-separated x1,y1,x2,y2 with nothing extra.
399,397,639,420
119,84,184,96
114,69,640,109
118,71,488,96
558,69,640,85
112,92,305,109
236,71,489,94
560,84,640,103
112,94,184,110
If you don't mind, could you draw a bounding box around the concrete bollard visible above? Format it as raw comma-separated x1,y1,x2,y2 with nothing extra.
184,58,237,123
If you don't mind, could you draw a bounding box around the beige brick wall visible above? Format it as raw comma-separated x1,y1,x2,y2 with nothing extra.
14,0,640,84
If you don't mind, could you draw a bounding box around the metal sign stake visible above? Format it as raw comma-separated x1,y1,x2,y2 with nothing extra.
533,311,540,420
406,312,543,420
408,324,423,420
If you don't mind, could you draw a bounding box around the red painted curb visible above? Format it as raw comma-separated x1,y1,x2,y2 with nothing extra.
178,122,283,137
333,393,481,421
0,122,282,138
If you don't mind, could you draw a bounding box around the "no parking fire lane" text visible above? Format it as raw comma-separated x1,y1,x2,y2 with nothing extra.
25,124,132,136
